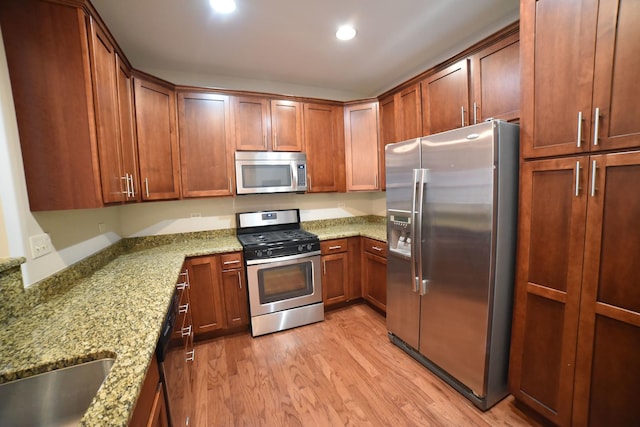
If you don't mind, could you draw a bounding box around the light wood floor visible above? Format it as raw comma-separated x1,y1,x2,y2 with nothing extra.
192,304,541,426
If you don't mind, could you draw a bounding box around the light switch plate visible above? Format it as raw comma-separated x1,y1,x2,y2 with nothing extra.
29,233,53,259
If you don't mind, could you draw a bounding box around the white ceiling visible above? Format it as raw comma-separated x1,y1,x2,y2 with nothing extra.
91,0,520,101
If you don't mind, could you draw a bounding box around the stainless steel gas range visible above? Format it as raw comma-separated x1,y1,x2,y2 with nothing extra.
236,209,324,336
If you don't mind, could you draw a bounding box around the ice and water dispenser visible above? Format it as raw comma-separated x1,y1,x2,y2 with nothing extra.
387,210,412,257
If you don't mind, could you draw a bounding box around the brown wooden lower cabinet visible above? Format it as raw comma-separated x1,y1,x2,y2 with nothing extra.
321,239,350,308
129,355,168,427
185,252,249,339
361,237,387,312
509,151,640,426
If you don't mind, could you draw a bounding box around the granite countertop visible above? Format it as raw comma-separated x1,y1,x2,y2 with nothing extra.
0,218,385,426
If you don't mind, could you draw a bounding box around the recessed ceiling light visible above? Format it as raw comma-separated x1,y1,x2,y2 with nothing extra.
210,0,236,14
336,25,357,41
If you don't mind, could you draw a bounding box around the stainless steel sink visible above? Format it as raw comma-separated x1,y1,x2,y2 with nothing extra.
0,358,115,427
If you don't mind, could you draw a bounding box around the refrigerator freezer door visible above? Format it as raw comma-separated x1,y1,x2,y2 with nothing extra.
386,139,422,349
418,122,496,397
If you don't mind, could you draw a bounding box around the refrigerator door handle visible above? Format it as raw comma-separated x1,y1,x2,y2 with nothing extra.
416,169,428,295
411,169,420,293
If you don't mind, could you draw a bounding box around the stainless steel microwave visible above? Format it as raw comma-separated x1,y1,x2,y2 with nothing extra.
235,151,307,195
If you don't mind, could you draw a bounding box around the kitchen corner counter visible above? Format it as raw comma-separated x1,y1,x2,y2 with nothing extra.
0,217,384,426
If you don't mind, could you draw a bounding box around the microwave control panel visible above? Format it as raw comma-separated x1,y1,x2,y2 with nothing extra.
297,164,306,186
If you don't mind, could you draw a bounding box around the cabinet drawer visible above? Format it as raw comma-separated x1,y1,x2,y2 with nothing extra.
320,239,348,255
220,252,243,270
363,238,387,258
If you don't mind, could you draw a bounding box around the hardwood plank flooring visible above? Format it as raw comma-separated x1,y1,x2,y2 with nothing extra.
192,304,541,426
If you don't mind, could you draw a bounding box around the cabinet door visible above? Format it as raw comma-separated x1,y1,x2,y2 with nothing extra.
470,32,520,123
509,157,589,427
116,54,140,202
591,0,640,152
572,151,640,426
421,59,470,135
378,94,396,191
178,92,234,197
322,253,349,307
185,256,226,335
270,100,303,151
397,84,422,140
0,1,103,210
134,77,180,200
362,252,387,312
233,96,269,151
303,103,345,192
221,267,249,328
520,0,599,158
88,19,124,204
344,102,380,191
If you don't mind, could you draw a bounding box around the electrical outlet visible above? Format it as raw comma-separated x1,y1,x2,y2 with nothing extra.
29,233,53,259
98,223,106,233
190,212,202,218
338,203,346,209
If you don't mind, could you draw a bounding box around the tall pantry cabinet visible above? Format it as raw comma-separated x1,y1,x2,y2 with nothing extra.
509,1,640,426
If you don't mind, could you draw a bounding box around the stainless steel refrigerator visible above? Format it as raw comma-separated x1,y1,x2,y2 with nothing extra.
385,120,519,410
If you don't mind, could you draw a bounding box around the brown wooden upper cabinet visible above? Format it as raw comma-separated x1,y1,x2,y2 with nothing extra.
233,96,303,152
89,18,141,205
0,0,105,210
378,84,422,189
115,53,141,203
470,32,520,123
344,101,380,191
178,92,234,197
421,59,470,136
270,99,303,151
521,0,640,159
232,96,270,151
303,103,345,192
134,76,181,201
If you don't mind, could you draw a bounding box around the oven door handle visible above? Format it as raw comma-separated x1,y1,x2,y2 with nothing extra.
245,250,322,266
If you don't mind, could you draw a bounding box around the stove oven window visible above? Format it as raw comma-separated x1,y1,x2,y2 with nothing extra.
258,262,313,303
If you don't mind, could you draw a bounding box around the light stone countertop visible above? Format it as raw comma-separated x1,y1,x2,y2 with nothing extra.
0,218,385,426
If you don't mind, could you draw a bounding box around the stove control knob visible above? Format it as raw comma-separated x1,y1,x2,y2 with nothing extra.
307,244,312,250
298,245,303,252
256,250,262,257
267,249,273,256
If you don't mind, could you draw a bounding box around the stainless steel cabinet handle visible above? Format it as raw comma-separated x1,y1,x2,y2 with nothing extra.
577,111,583,148
186,349,195,362
228,177,232,193
323,259,326,275
575,161,581,197
593,107,600,146
223,260,241,265
122,174,130,196
274,133,277,149
129,175,135,197
591,160,598,197
329,245,342,250
237,271,242,289
461,106,465,127
308,175,312,192
375,174,379,189
372,246,383,252
179,303,189,314
473,102,478,125
144,178,149,198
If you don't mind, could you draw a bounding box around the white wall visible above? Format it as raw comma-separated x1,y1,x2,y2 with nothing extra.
121,192,385,237
0,199,9,258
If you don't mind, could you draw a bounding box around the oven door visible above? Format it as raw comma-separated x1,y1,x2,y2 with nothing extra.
246,252,322,316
